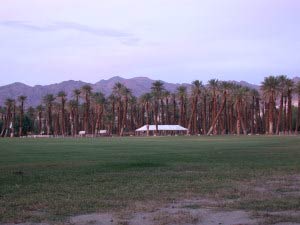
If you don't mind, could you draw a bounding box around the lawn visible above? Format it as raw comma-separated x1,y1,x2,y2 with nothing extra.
0,136,300,223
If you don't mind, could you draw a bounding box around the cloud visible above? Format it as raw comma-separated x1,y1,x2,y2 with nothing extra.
0,20,140,45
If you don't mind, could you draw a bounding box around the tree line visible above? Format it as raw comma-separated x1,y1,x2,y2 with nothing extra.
1,75,300,137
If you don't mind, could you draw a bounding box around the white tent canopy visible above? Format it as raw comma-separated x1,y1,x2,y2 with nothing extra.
136,125,188,132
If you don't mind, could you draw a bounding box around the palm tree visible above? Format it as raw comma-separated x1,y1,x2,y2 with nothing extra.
129,96,137,131
120,87,131,136
207,79,219,134
141,93,152,136
1,98,15,137
113,82,125,135
108,94,116,134
81,85,92,133
26,106,35,134
171,93,177,125
249,89,260,134
295,81,300,134
57,91,67,136
177,85,187,127
275,75,287,134
151,81,165,135
286,79,294,134
233,85,248,135
73,89,81,135
261,76,279,134
188,80,202,134
92,92,105,135
36,105,44,134
207,81,230,135
163,91,171,125
201,87,208,134
43,94,55,135
52,102,60,135
18,95,27,136
67,100,77,136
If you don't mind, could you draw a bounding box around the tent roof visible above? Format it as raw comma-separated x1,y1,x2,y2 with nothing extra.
135,125,188,131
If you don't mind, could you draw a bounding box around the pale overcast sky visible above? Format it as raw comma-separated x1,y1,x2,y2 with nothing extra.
0,0,299,86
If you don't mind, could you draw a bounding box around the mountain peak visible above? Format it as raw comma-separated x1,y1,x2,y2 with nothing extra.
107,76,125,81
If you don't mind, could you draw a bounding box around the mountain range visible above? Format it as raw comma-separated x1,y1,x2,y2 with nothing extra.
0,76,299,107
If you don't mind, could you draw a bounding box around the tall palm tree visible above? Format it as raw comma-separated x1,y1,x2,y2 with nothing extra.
151,81,165,135
120,87,131,136
177,85,187,128
162,91,171,125
207,81,230,135
52,102,60,135
171,93,177,125
113,82,125,135
188,80,202,134
81,85,92,133
108,94,116,134
261,76,279,134
129,96,137,131
67,100,77,136
296,81,300,134
141,93,152,136
73,89,81,135
286,79,294,134
1,98,15,137
36,105,44,134
57,91,67,136
233,85,249,135
207,79,219,134
43,94,55,135
249,89,260,134
92,92,105,135
275,75,288,134
18,95,27,136
201,87,208,134
26,106,35,134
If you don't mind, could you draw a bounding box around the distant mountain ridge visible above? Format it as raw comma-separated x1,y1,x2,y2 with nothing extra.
0,76,299,107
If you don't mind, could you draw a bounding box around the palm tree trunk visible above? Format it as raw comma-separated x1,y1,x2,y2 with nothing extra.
120,96,128,136
166,97,170,124
111,100,115,134
268,95,274,135
160,98,165,125
212,93,217,134
19,101,24,136
284,96,287,134
146,102,150,136
202,95,207,134
38,111,42,134
47,105,52,135
255,97,260,134
154,100,158,135
236,100,242,136
188,96,198,134
276,94,283,135
173,98,177,124
296,94,300,134
287,90,292,134
207,92,226,135
11,103,15,137
61,100,65,136
179,96,184,126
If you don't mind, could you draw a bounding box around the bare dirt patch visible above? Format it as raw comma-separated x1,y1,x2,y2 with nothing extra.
66,198,258,225
3,175,300,225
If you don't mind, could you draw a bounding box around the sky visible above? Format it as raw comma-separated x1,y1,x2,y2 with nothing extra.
0,0,300,86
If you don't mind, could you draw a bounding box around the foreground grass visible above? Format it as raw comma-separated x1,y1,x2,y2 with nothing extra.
0,136,300,223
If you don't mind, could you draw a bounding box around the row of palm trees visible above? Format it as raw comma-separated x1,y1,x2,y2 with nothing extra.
1,76,300,137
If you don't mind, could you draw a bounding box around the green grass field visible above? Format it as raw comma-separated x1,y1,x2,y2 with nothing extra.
1,136,300,223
